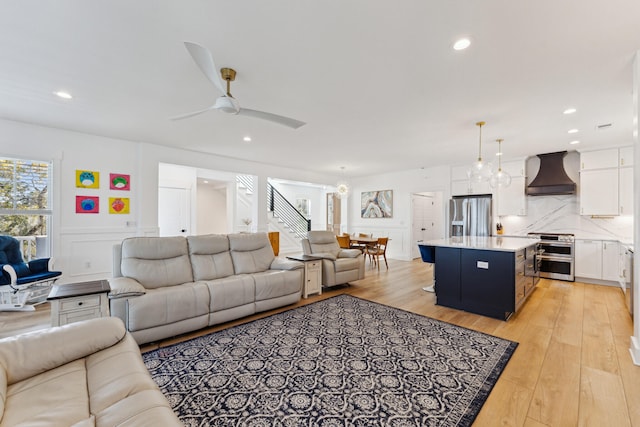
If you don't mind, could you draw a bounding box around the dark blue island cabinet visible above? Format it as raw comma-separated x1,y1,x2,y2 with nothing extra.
434,244,537,320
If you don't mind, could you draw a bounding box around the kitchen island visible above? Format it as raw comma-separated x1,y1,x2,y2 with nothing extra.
419,236,539,320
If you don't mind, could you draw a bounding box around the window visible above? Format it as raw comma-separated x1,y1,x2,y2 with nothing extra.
0,157,52,259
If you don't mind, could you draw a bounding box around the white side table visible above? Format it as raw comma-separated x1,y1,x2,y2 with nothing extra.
47,280,111,327
287,255,323,298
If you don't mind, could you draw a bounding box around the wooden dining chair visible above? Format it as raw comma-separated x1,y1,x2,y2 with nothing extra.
336,234,351,249
365,237,389,270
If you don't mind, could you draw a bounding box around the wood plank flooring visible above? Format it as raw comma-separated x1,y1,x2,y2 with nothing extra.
1,258,638,426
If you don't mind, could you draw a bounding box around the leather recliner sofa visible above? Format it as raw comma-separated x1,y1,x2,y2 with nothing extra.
109,232,304,345
301,230,365,287
0,317,182,426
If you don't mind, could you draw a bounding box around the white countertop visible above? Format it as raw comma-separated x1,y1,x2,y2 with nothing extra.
420,236,540,252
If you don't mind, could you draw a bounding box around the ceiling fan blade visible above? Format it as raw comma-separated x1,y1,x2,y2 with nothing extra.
237,108,306,129
183,41,227,95
170,105,215,121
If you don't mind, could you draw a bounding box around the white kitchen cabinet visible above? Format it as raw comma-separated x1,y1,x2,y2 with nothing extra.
580,149,619,170
451,165,471,181
451,179,492,196
619,166,634,216
602,241,620,282
497,176,527,216
575,239,602,279
619,146,634,167
579,168,619,216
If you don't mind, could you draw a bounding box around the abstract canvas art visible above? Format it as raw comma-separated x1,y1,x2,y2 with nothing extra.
361,189,393,218
109,173,130,190
75,196,99,213
75,170,99,188
109,197,129,214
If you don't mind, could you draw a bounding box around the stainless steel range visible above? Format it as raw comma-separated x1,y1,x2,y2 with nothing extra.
527,232,575,281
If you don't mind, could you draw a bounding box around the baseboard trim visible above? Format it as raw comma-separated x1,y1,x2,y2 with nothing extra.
630,336,640,366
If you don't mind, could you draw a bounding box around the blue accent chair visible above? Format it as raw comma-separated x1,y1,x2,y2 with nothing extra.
0,235,61,309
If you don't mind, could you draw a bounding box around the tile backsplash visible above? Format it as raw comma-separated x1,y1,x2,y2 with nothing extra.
499,194,633,241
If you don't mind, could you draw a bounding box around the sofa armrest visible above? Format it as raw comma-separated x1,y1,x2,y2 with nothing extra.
108,277,146,298
270,257,304,271
0,317,126,385
338,249,362,258
311,252,337,261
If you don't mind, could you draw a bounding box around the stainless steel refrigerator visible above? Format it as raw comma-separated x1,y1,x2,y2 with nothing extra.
449,194,492,236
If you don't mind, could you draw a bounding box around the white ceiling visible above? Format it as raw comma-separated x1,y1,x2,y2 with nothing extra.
1,1,639,179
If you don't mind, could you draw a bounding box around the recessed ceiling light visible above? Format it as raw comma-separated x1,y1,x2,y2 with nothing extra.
453,38,471,51
563,108,577,115
54,91,72,99
243,136,252,142
569,140,580,145
568,128,579,134
203,180,209,184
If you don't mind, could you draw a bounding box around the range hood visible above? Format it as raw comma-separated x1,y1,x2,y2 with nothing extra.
527,151,576,195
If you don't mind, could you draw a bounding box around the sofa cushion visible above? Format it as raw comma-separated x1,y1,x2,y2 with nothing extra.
253,270,303,301
204,275,255,312
126,282,209,332
3,359,90,426
228,233,275,274
87,333,166,416
187,234,235,281
120,236,193,288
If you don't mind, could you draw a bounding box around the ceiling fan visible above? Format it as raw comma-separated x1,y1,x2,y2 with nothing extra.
171,41,306,129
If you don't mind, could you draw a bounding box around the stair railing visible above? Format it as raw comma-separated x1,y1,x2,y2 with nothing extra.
267,184,311,240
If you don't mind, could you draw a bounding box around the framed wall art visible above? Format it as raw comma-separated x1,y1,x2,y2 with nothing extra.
109,197,130,214
76,170,99,188
76,196,99,213
110,173,130,190
361,190,393,218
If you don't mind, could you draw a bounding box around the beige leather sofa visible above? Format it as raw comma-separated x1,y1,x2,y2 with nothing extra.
109,232,303,345
301,231,365,287
0,317,181,426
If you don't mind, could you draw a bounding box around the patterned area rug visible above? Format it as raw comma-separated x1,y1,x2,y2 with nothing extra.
143,295,517,426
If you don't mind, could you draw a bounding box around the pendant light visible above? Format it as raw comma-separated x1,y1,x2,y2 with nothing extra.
490,138,512,188
336,166,350,199
468,121,494,182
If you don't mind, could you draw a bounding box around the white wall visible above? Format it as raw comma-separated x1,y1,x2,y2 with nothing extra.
0,116,633,278
197,184,227,235
0,118,336,284
347,166,451,260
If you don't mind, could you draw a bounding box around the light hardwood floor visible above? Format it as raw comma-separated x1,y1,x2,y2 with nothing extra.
1,258,638,426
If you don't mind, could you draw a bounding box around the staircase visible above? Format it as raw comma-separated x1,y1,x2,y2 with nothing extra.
236,176,310,254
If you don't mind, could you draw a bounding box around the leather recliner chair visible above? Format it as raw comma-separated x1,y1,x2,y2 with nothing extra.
301,231,365,287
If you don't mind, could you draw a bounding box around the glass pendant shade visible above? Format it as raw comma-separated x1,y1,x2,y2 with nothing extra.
467,121,493,182
468,159,494,183
489,138,511,188
336,182,350,199
336,166,350,199
490,169,512,188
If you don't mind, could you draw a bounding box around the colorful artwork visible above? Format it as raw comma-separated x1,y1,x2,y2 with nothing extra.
110,173,130,190
76,196,99,213
76,170,99,188
361,190,393,218
109,197,130,214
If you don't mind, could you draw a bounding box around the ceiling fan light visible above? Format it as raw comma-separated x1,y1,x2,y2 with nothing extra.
214,96,240,114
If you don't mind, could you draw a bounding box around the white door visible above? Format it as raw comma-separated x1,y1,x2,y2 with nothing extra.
412,194,435,259
159,187,191,236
